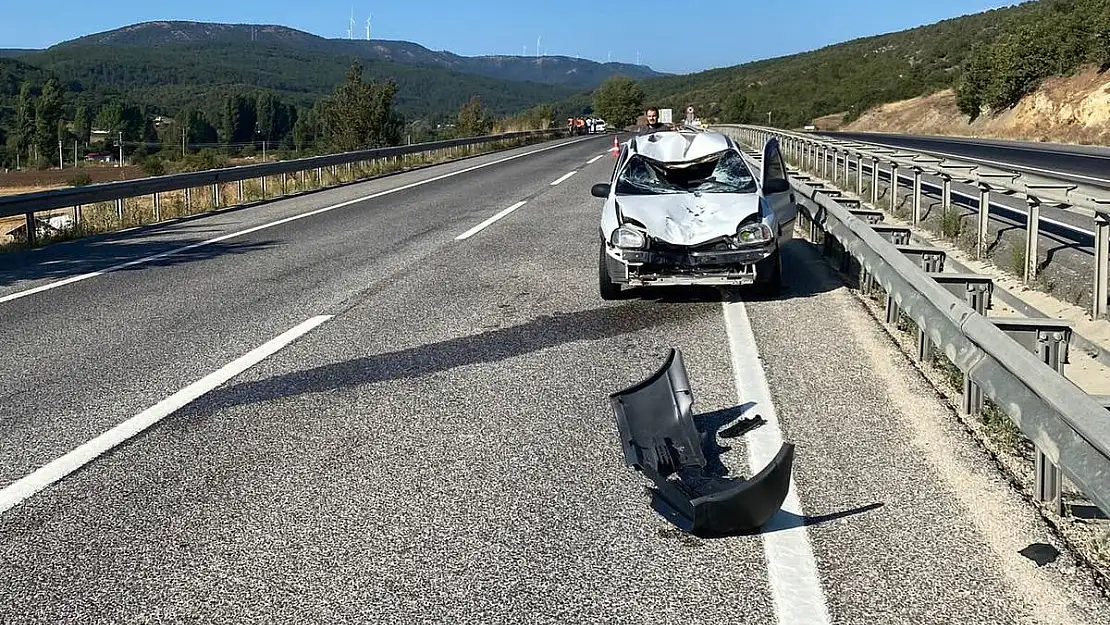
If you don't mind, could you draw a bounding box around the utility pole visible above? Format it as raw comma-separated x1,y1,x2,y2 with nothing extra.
767,111,772,125
74,140,78,167
182,126,187,158
58,140,63,169
118,131,123,167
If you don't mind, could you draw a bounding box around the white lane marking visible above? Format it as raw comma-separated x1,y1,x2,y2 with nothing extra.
0,137,597,306
722,300,832,625
0,315,332,516
587,154,605,164
550,171,577,186
455,201,528,241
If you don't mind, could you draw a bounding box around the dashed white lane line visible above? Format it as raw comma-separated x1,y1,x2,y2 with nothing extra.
0,314,333,516
550,171,577,186
455,201,528,241
0,136,598,306
587,154,605,164
723,299,832,625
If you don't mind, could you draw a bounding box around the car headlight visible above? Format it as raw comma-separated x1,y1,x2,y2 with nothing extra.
612,226,647,249
735,223,774,246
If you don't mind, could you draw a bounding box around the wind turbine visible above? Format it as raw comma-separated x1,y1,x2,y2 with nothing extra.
348,7,356,39
537,35,542,57
366,14,372,40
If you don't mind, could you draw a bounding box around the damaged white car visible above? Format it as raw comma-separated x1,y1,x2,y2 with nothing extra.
591,129,797,299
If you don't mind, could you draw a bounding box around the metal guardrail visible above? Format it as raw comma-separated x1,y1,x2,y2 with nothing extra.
721,126,1110,520
715,124,1110,319
1,129,561,246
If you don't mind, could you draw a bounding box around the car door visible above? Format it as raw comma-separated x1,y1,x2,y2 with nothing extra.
760,138,797,245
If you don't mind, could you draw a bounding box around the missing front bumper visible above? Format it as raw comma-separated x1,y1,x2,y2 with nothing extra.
609,348,794,536
606,245,775,287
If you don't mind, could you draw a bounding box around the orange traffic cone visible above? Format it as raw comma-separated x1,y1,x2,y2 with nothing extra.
610,137,620,157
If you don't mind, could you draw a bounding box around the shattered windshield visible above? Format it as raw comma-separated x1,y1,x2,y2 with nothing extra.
615,150,757,195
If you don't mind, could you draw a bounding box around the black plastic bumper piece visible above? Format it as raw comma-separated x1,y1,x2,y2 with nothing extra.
609,348,795,536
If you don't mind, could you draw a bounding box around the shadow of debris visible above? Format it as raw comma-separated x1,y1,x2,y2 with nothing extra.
748,502,886,535
0,236,279,288
178,300,711,419
647,399,885,538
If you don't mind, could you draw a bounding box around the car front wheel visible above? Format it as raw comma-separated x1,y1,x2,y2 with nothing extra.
599,242,623,300
752,248,783,297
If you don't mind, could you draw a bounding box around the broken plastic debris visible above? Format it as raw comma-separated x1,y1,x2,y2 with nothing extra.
609,348,794,536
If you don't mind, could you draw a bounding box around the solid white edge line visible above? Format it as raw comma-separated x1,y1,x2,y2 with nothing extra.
722,300,832,625
550,170,577,186
455,200,528,241
0,314,333,515
587,154,605,164
0,136,598,305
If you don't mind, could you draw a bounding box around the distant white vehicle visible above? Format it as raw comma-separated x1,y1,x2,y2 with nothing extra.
803,124,817,131
590,127,796,299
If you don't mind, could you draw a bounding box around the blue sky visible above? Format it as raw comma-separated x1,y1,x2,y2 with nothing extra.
3,1,1017,74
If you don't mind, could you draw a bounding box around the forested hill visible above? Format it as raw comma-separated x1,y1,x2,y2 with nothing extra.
17,43,579,122
626,0,1092,128
24,21,665,89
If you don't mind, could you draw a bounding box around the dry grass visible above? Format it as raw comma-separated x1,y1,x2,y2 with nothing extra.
1,136,548,252
842,64,1110,146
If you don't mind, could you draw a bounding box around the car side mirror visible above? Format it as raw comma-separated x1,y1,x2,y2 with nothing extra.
591,183,611,198
764,178,790,194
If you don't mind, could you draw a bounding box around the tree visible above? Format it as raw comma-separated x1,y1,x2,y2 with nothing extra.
593,76,644,128
721,91,755,123
14,81,34,163
221,94,257,144
320,61,399,151
456,96,491,137
34,78,64,163
73,105,92,146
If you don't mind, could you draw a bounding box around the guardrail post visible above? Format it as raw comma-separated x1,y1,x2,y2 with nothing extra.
843,150,850,187
23,212,35,246
212,183,220,208
941,174,953,232
992,317,1071,516
912,167,923,225
870,159,879,206
185,187,192,212
1035,452,1063,517
1095,212,1110,319
260,176,267,199
281,172,288,196
153,193,160,221
889,164,900,214
977,184,991,260
116,198,124,221
855,152,864,196
237,180,245,203
1024,196,1041,284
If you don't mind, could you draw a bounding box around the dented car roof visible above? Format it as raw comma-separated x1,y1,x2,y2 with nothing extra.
629,129,738,163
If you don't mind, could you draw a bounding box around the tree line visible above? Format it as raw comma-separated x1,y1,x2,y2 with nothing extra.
0,60,556,172
956,0,1110,119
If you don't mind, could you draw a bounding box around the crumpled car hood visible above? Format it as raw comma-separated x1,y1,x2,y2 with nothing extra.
617,193,760,247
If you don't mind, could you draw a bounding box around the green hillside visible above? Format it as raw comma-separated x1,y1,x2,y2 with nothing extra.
20,43,577,123
615,2,1042,128
16,21,665,90
620,0,1110,129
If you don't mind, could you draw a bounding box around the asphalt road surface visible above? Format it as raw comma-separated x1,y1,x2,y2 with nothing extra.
822,131,1110,189
2,134,1109,624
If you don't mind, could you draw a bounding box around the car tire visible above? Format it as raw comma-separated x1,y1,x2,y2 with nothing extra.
599,242,623,300
752,249,783,297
